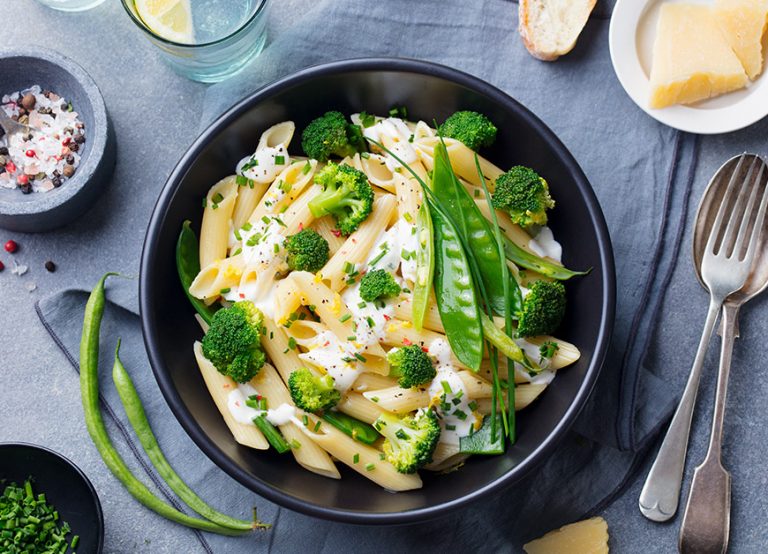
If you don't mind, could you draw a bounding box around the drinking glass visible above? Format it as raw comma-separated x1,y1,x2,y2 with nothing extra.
36,0,107,11
121,0,270,83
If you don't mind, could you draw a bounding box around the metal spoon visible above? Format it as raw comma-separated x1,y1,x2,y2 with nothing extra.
679,155,768,553
639,153,768,522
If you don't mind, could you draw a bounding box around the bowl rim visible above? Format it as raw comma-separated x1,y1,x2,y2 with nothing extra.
0,442,105,552
140,57,616,524
0,47,110,217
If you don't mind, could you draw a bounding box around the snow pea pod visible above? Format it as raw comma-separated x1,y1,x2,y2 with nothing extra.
177,220,218,325
431,142,507,314
80,274,251,536
430,201,484,371
502,234,587,281
412,200,434,331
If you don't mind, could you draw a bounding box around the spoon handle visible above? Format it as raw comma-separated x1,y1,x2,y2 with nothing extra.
639,297,721,522
678,302,737,554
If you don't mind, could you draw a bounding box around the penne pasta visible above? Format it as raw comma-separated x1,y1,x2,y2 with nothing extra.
200,176,239,269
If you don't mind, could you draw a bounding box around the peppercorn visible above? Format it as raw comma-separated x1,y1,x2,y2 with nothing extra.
68,142,79,153
52,177,62,188
65,154,75,165
20,93,36,110
20,184,32,195
74,134,85,144
4,240,18,253
0,147,8,155
44,260,56,273
62,165,75,178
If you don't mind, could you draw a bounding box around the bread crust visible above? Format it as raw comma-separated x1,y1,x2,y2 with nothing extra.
518,0,597,62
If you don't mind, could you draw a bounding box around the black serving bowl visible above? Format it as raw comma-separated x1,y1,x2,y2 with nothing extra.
140,58,615,524
0,443,104,552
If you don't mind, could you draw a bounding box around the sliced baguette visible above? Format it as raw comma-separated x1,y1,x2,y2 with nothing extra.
519,0,597,61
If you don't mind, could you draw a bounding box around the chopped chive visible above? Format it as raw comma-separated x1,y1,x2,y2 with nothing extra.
219,287,231,294
454,409,468,421
288,337,297,350
395,429,410,440
370,396,379,402
365,316,375,328
302,415,309,426
403,212,413,223
289,439,301,449
343,261,355,274
212,192,224,204
232,247,242,255
354,353,367,363
201,197,207,208
347,335,357,341
275,155,286,165
261,215,270,225
360,111,376,128
357,301,367,309
441,380,452,395
353,453,360,464
468,400,478,411
314,420,322,432
365,463,376,471
361,151,371,159
302,161,312,174
274,243,280,253
339,313,352,323
445,424,456,431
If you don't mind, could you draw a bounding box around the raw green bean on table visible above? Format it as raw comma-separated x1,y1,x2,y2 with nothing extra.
412,200,434,332
112,342,266,531
80,274,253,536
177,220,219,325
322,411,380,445
430,201,484,371
431,141,509,314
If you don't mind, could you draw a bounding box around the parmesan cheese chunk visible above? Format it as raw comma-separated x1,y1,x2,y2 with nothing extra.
649,4,748,109
715,0,768,79
523,516,609,554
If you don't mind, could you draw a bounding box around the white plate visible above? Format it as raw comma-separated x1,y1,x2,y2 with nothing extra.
609,0,768,134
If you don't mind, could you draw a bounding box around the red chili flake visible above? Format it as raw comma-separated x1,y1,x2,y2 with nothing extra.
239,293,245,298
62,137,71,146
25,150,35,158
331,229,342,237
323,340,330,347
298,222,304,231
0,260,4,272
6,162,16,173
352,238,357,243
255,395,262,401
382,314,391,321
4,240,18,254
402,337,412,346
234,401,241,407
17,174,29,185
421,346,430,353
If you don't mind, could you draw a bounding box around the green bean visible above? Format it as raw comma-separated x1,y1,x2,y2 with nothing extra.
322,411,380,445
112,343,266,531
80,274,252,536
252,416,291,454
432,142,507,314
412,200,434,331
502,234,587,281
430,201,484,371
177,220,219,325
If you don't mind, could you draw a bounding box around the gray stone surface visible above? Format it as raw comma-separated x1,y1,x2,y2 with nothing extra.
1,0,767,552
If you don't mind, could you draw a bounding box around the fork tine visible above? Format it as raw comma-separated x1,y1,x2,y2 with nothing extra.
743,160,768,263
733,159,766,257
706,154,747,254
722,155,761,257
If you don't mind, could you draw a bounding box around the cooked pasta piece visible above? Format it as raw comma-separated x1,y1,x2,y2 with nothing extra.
200,176,239,268
297,418,422,491
336,393,386,425
193,342,268,450
189,253,246,301
413,136,503,187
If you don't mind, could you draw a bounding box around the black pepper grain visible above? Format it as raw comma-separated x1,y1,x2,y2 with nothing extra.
52,177,62,188
68,142,79,153
44,260,56,272
20,184,32,194
0,147,8,155
74,134,85,144
65,154,75,165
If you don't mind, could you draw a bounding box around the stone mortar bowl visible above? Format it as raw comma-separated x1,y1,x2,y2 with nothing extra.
0,47,115,232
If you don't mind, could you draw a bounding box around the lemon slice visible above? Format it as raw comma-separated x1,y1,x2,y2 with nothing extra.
135,0,194,44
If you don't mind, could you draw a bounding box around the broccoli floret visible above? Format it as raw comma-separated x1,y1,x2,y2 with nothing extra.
301,111,366,162
437,110,498,150
374,409,440,474
288,367,341,413
387,345,436,389
284,229,330,273
201,301,266,383
308,163,374,235
516,280,566,337
359,269,401,302
492,166,555,229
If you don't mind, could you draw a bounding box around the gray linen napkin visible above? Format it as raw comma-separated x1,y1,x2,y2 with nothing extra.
36,0,708,551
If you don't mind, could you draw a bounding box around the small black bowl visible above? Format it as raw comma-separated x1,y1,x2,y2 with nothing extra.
0,47,115,232
140,58,616,524
0,443,104,552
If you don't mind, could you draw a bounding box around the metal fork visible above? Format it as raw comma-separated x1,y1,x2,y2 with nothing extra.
639,154,768,522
